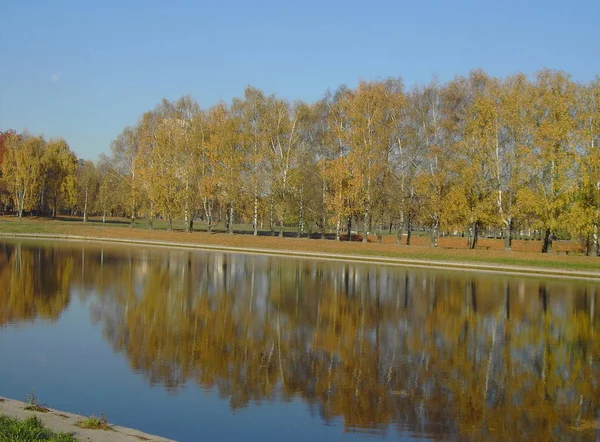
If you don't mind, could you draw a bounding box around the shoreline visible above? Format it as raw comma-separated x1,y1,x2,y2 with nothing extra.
0,396,174,442
2,232,600,281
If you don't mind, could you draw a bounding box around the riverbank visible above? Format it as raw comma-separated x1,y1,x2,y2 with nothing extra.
1,218,600,280
0,396,174,442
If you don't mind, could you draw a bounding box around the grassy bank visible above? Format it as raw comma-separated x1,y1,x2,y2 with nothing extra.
1,215,599,276
0,414,76,442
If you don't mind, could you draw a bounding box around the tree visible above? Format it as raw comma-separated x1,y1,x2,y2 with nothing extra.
0,130,16,211
42,138,78,218
335,81,394,243
77,160,99,222
263,96,306,237
324,86,361,240
412,81,453,247
496,73,536,250
530,70,578,253
574,77,600,255
449,71,499,249
208,103,244,234
232,87,269,236
109,126,140,226
1,133,44,220
96,157,120,223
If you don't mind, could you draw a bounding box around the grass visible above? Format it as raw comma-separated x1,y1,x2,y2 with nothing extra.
0,415,77,441
74,414,112,431
23,391,49,413
1,214,599,275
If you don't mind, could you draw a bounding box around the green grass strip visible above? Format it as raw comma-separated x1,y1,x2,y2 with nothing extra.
0,415,77,441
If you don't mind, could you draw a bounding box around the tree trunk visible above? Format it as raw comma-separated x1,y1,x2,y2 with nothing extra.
102,210,106,224
297,188,304,238
469,221,480,250
167,216,173,231
406,215,412,246
504,217,513,251
541,228,552,253
335,216,341,241
396,221,403,245
594,222,599,256
83,189,88,223
148,201,154,230
253,191,259,236
362,207,369,243
347,216,352,242
321,181,327,239
472,221,480,249
585,233,591,256
431,219,439,247
270,201,275,236
228,204,234,234
377,209,384,244
203,197,212,233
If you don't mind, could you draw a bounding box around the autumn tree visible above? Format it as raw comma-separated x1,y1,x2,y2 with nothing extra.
411,81,453,247
232,87,269,235
335,81,395,242
77,160,99,222
448,71,500,249
263,96,306,237
573,77,600,255
324,86,362,240
0,130,16,210
528,70,578,253
208,103,244,234
109,126,140,226
42,138,78,218
1,133,44,220
495,73,536,250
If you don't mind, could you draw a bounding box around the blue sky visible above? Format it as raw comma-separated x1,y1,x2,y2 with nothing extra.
1,0,599,160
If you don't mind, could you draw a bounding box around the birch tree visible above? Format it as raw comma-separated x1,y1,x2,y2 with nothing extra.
209,103,244,234
264,96,305,237
77,160,99,222
412,81,451,247
529,69,578,253
232,87,269,235
496,73,535,250
42,138,78,218
574,77,600,255
1,133,44,220
109,126,140,226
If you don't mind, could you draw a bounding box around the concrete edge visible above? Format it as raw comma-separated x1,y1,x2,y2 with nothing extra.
2,232,600,282
0,396,175,441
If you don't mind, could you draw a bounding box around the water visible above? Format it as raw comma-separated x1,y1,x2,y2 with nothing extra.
1,239,599,441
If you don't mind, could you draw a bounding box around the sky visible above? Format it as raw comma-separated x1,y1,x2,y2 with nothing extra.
1,0,599,160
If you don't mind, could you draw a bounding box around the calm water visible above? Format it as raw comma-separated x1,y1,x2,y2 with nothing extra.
1,239,600,441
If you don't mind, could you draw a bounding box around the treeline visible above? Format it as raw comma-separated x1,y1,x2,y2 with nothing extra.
1,69,599,254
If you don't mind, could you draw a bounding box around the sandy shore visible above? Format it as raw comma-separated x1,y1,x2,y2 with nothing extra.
2,232,600,281
0,396,175,441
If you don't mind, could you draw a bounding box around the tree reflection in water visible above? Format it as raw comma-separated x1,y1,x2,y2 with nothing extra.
3,240,600,441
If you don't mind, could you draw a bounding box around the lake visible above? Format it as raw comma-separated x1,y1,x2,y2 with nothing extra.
1,239,599,441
